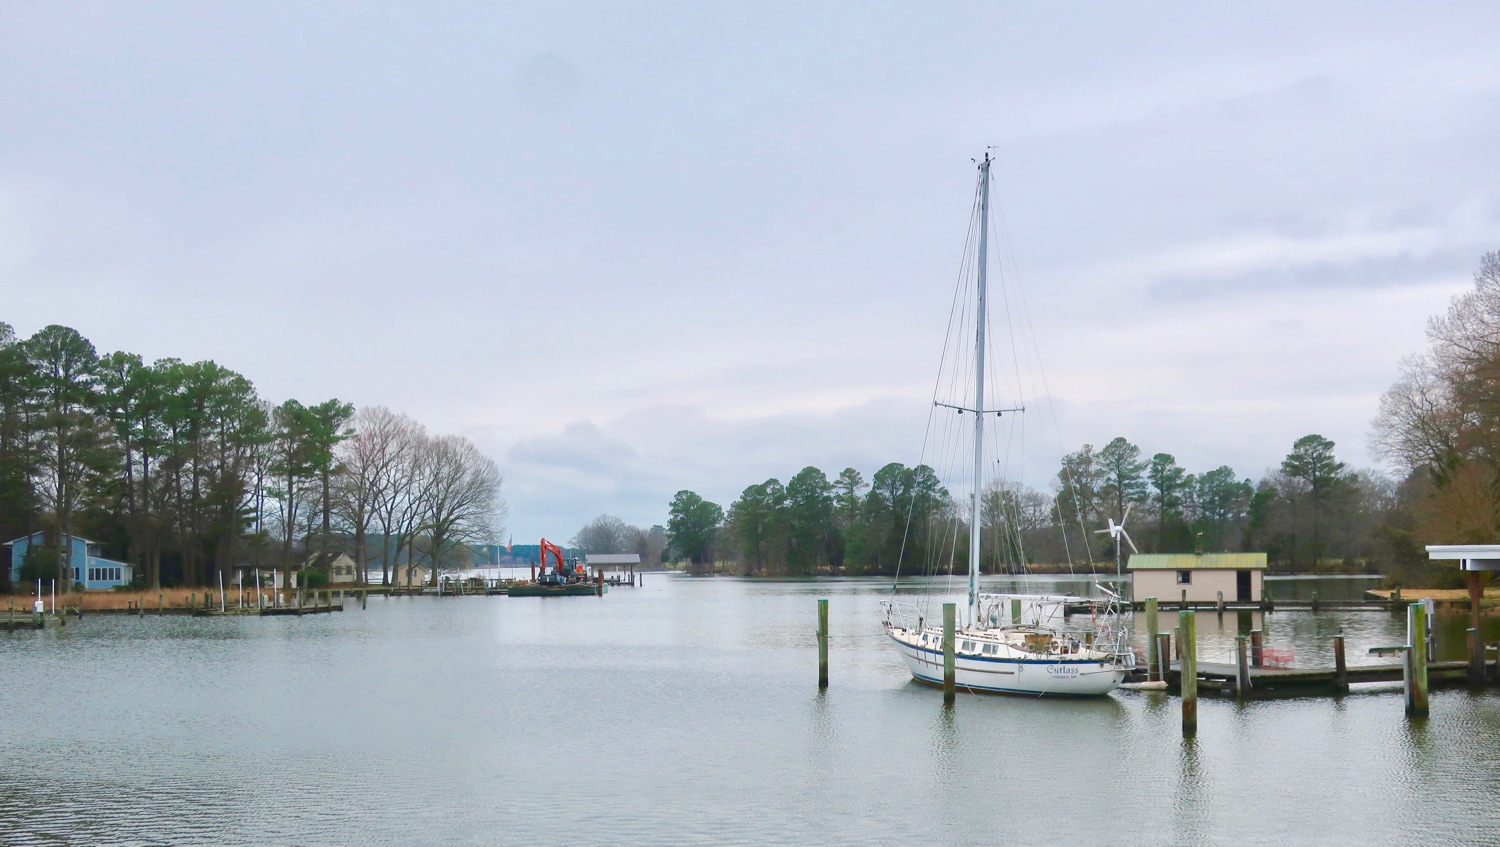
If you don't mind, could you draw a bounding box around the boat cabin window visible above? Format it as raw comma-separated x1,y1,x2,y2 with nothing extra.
961,641,975,652
1177,570,1192,585
982,643,996,655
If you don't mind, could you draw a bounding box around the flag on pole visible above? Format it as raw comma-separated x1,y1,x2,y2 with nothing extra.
506,536,512,554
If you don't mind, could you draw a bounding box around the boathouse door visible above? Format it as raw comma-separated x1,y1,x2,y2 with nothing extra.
1236,570,1252,601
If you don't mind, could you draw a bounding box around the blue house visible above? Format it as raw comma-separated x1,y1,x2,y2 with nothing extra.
6,533,134,590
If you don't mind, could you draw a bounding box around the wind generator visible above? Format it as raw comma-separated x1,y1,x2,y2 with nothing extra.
1094,503,1140,577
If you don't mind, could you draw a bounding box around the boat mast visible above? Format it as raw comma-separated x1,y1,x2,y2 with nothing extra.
969,153,990,627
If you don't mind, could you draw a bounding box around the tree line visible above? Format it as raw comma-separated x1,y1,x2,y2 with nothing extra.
660,432,1390,577
569,514,668,564
665,252,1500,584
0,322,504,593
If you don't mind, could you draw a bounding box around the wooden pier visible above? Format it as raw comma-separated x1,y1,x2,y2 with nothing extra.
1164,658,1496,696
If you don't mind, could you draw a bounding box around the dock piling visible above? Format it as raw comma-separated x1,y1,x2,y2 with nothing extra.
942,602,956,705
1405,602,1430,717
1155,633,1171,683
1470,628,1484,686
1333,633,1349,694
1250,629,1264,668
1311,589,1320,612
817,598,829,689
1216,591,1224,617
1236,634,1251,698
1180,610,1198,735
1144,597,1159,680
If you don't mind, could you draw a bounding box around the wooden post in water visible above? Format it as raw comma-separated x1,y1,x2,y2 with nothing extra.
942,602,956,704
1180,589,1187,607
1180,610,1198,735
1144,597,1159,681
362,589,367,611
1468,572,1486,685
1469,628,1483,687
1405,602,1429,717
1311,589,1320,612
1156,633,1171,683
1173,627,1181,659
817,598,829,689
158,593,163,615
1235,634,1251,698
1216,591,1224,616
1333,633,1349,694
1250,629,1263,668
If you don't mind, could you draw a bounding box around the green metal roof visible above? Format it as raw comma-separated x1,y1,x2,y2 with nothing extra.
1127,553,1267,571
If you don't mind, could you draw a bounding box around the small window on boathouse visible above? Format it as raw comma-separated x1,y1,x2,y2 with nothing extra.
1177,570,1192,585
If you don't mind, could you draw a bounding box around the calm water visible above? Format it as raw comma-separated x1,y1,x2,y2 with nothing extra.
3,575,1499,846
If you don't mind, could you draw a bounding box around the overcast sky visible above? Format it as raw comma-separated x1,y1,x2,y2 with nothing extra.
3,2,1497,542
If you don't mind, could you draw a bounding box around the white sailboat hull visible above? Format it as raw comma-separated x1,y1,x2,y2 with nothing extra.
888,631,1124,698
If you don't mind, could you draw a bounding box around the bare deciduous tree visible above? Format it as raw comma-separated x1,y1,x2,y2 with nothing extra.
572,514,632,554
414,434,504,587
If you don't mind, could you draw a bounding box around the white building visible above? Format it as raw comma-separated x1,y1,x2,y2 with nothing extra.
1128,553,1267,603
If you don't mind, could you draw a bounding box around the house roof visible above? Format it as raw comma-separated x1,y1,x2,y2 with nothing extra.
586,554,641,565
1128,553,1267,571
5,532,100,546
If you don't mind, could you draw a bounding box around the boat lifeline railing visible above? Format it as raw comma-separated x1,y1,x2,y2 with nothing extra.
881,600,928,633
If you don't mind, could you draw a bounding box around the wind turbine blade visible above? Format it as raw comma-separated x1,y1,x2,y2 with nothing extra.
1121,530,1140,555
1093,528,1109,535
1123,503,1133,524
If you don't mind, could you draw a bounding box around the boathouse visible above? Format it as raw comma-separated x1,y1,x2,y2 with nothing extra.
5,533,133,590
1127,552,1266,603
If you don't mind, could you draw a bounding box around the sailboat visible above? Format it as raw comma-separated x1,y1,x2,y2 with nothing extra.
881,153,1134,697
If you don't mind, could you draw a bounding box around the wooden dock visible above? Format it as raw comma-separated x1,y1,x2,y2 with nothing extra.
1163,658,1497,696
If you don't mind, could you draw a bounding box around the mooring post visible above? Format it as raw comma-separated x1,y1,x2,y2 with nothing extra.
1174,627,1181,659
817,598,829,689
1216,591,1224,617
1236,634,1251,698
1391,586,1401,607
1250,629,1263,668
1180,610,1198,735
942,602,956,704
1180,589,1187,607
1469,571,1485,684
158,593,163,615
1406,602,1429,717
362,589,367,611
1311,589,1320,612
596,569,603,597
1144,597,1159,681
1469,628,1484,686
1156,633,1171,683
189,592,195,610
1333,633,1349,694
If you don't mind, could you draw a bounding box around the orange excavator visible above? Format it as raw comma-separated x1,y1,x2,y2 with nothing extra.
534,538,584,585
